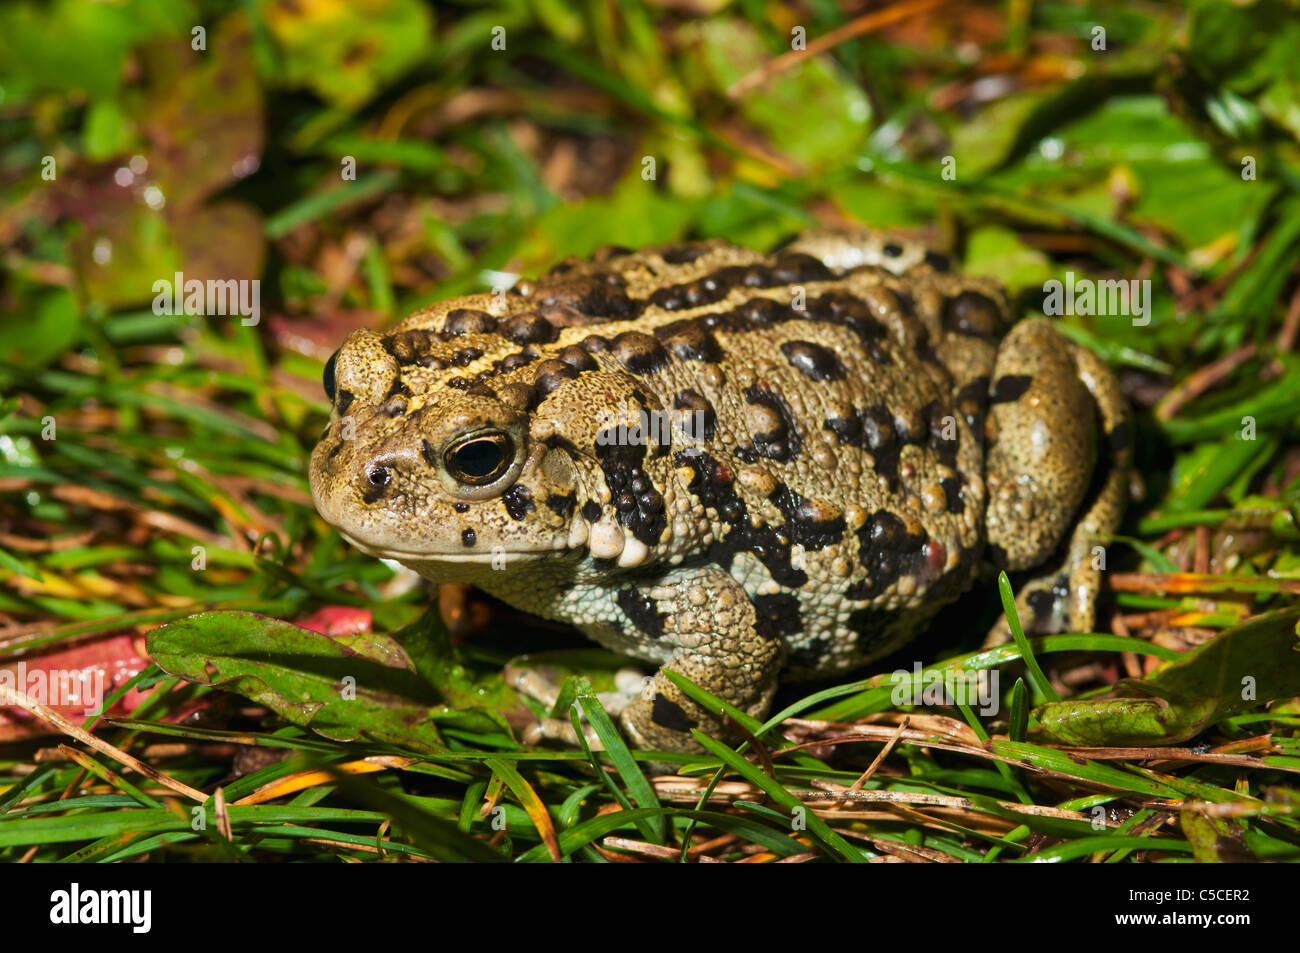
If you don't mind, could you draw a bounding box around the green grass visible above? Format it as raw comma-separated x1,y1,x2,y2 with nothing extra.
2,0,1300,862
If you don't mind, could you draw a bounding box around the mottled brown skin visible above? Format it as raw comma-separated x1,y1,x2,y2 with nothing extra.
309,228,1131,754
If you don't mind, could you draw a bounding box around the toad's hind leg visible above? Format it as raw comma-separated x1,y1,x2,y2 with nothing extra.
983,319,1131,643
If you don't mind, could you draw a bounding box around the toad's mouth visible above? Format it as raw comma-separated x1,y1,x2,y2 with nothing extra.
337,530,546,564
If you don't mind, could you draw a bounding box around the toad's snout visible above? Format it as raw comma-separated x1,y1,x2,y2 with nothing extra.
348,445,424,503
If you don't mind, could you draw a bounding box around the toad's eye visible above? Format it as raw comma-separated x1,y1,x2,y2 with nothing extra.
323,350,339,403
444,431,512,485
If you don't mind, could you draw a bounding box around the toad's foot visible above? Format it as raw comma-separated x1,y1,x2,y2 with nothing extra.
505,663,649,750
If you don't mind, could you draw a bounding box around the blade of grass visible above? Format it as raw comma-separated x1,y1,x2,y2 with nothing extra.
691,731,867,862
998,571,1060,703
574,689,665,844
484,757,561,862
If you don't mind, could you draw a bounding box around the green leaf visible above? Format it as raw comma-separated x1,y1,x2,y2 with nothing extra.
393,606,531,737
965,225,1055,292
257,0,433,109
1035,607,1300,746
1161,434,1267,513
1,288,82,370
527,174,697,264
83,99,134,161
146,609,492,754
687,18,871,169
0,0,192,99
1181,807,1255,862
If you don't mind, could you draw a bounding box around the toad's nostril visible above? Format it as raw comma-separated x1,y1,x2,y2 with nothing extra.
361,447,420,496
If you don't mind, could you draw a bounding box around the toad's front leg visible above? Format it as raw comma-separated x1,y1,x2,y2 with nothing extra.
600,567,784,754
